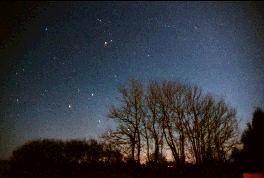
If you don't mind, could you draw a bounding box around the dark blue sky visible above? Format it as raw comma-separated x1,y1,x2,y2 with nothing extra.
1,2,263,159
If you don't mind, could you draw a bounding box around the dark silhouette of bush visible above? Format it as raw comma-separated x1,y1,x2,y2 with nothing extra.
101,143,123,165
0,160,10,177
9,138,124,177
9,139,65,177
145,152,168,168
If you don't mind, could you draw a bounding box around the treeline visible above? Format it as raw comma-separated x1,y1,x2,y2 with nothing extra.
6,139,240,178
8,139,123,177
3,80,264,177
103,79,238,165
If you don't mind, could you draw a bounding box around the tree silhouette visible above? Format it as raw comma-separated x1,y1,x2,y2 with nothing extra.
107,79,238,164
145,81,165,164
108,79,145,163
9,139,65,177
241,108,264,172
9,138,123,177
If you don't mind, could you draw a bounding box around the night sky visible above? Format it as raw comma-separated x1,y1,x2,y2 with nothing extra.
1,2,264,160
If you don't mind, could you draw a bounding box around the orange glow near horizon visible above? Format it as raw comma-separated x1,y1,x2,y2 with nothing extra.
243,173,264,178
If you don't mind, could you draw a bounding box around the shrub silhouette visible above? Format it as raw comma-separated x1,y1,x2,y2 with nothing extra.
9,138,123,177
9,139,65,177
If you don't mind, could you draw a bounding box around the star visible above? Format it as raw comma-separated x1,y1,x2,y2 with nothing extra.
104,41,108,47
97,119,102,128
45,27,48,31
114,74,119,82
91,93,95,97
104,40,113,47
68,104,72,109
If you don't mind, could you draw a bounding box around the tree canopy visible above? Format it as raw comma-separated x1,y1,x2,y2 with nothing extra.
240,108,264,172
106,79,239,165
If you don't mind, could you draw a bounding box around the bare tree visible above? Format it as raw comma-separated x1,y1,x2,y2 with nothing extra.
108,79,145,163
183,85,238,164
145,81,164,163
107,79,238,165
141,109,151,162
157,81,188,165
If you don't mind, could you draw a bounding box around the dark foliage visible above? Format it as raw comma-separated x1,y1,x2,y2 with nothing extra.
5,137,244,178
8,139,123,177
240,108,264,172
0,160,10,177
6,138,243,178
